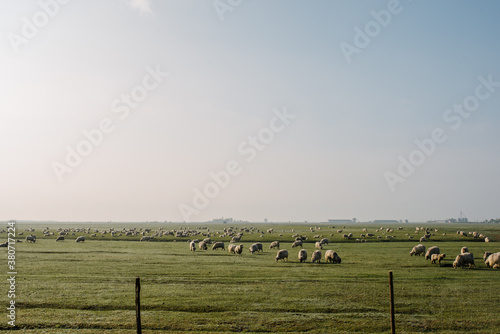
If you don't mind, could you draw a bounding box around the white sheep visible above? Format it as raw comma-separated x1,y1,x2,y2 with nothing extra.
298,249,307,262
189,241,196,252
315,242,323,249
311,250,322,263
248,243,263,253
212,242,225,250
410,244,426,256
453,252,475,268
228,244,236,254
425,246,440,260
198,241,208,250
275,249,289,262
325,250,341,264
430,253,446,265
484,252,500,268
269,241,280,249
249,243,259,254
298,249,307,263
319,238,329,245
292,240,303,248
234,244,244,255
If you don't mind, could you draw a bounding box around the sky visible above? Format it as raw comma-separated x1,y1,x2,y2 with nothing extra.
1,0,499,223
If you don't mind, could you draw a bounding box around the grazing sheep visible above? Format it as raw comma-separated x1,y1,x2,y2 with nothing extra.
234,244,244,255
292,240,303,248
453,252,475,268
198,241,208,250
25,235,36,243
212,242,225,250
319,238,329,245
420,236,426,242
189,241,196,252
325,250,341,264
269,241,280,249
298,249,307,262
249,243,260,254
55,236,64,242
75,236,85,242
342,234,349,239
311,250,322,263
484,252,500,268
315,242,323,249
485,237,490,243
483,251,493,261
203,238,212,244
425,246,440,260
430,253,446,265
461,247,469,254
228,244,237,254
254,243,263,252
275,249,289,262
347,233,353,239
140,236,152,241
410,244,426,256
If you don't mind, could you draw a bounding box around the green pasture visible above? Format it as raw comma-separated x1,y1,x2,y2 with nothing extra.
0,223,499,333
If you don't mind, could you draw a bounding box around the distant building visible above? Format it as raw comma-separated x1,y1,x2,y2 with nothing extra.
328,219,354,224
208,217,249,224
373,220,399,224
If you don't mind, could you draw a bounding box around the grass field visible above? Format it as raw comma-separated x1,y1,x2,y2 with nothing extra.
1,222,499,333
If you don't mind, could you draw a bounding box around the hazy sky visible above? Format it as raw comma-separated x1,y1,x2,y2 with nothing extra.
1,0,499,223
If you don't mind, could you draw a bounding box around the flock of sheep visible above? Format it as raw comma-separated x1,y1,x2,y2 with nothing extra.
410,244,500,269
188,237,342,264
2,224,498,269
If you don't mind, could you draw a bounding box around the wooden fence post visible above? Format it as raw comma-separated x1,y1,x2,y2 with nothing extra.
389,271,395,334
136,276,141,334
